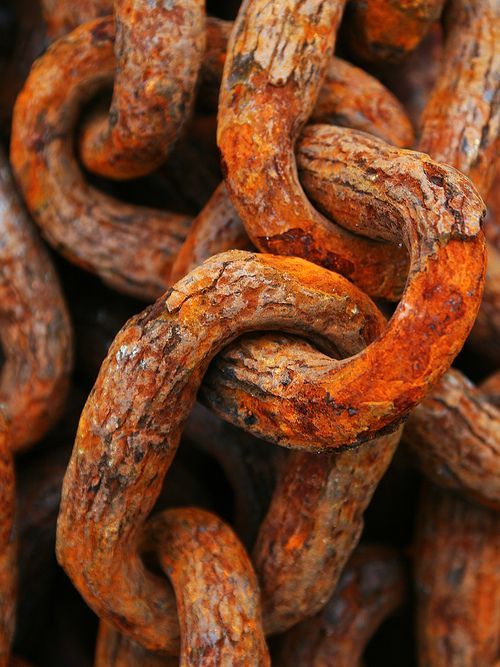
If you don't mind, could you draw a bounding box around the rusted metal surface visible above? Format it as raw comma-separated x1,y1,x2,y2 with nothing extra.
277,546,406,666
345,0,445,63
0,149,73,453
145,508,269,664
95,507,271,665
255,427,401,634
10,17,192,300
419,0,499,198
170,182,251,285
79,0,206,180
95,622,175,666
218,0,411,301
199,15,415,146
41,0,112,39
415,483,500,667
311,57,415,147
184,273,402,636
10,11,416,302
0,145,71,665
0,139,72,666
202,127,485,448
173,51,416,284
56,250,388,652
189,318,401,636
416,0,500,373
1,0,497,662
404,370,500,510
402,0,500,508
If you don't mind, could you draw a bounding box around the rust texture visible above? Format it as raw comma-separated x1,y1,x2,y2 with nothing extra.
10,12,416,302
95,507,270,665
145,508,269,664
218,0,411,302
10,17,192,300
405,0,500,489
2,0,497,661
202,126,485,448
0,149,73,452
56,250,390,652
311,57,415,147
415,483,500,666
79,0,206,180
419,0,499,198
172,51,416,283
191,297,400,635
345,0,445,63
416,0,499,369
404,370,500,510
170,182,252,285
277,546,406,666
41,0,112,39
254,426,401,634
217,287,401,634
199,16,415,147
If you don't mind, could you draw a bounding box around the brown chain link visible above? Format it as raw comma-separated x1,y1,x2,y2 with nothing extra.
0,0,498,663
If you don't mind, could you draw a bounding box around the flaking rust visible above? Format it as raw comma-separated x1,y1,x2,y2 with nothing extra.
202,127,485,448
96,508,269,665
1,0,498,662
145,509,269,665
56,250,390,652
79,0,206,180
10,17,192,300
0,147,72,666
418,0,500,367
11,12,414,302
419,0,499,197
254,426,401,634
218,0,410,301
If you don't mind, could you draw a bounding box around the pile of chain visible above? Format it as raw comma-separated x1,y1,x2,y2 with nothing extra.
0,0,499,664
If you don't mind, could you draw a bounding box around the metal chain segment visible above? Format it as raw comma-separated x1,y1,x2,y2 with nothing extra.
0,0,497,662
11,13,414,301
56,251,388,652
79,0,206,180
218,0,409,301
277,546,406,666
203,127,485,448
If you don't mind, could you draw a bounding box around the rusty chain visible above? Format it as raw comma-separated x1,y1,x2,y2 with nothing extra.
0,0,498,664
